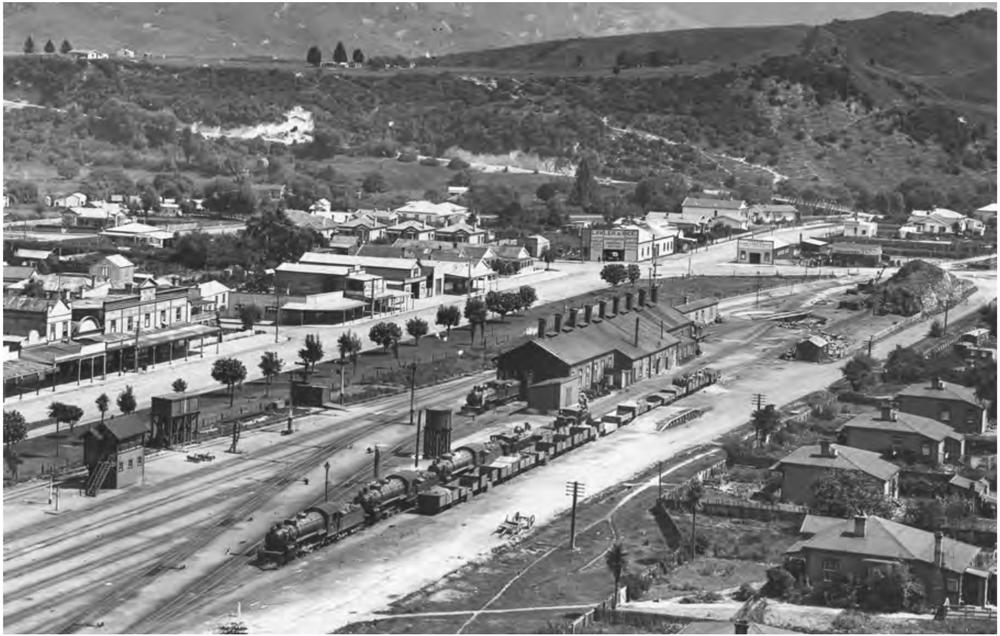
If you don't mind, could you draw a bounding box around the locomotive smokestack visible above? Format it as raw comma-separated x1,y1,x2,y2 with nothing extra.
374,445,381,480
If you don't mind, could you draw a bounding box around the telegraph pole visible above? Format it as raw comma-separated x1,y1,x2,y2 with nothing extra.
414,410,422,468
274,285,280,343
565,481,585,550
408,361,417,427
943,299,951,334
657,461,663,501
754,270,762,308
324,461,330,502
752,393,766,414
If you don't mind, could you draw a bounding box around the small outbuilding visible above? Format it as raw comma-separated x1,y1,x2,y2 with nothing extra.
527,376,580,413
795,335,829,362
81,416,149,493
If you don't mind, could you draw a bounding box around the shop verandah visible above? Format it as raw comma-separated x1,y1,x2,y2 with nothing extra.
3,323,220,399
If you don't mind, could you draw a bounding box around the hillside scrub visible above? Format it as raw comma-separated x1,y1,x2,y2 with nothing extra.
875,260,975,317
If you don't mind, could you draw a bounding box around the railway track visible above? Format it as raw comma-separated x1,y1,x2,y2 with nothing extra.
61,425,422,635
26,377,478,634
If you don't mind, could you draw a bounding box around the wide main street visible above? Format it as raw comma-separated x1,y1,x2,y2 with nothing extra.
3,224,840,428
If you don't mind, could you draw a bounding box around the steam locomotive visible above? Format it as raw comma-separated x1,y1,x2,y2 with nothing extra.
258,368,720,567
462,379,520,414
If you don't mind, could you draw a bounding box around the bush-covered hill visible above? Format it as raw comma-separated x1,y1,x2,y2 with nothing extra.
2,10,995,208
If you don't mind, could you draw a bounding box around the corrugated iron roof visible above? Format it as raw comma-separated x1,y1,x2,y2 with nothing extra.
839,410,963,442
897,380,979,407
771,443,899,481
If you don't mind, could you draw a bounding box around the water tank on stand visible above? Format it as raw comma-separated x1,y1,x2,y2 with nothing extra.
423,408,453,459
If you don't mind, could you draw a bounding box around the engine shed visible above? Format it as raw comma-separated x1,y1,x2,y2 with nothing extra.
81,416,148,492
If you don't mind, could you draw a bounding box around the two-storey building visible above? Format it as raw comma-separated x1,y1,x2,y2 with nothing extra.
838,404,965,465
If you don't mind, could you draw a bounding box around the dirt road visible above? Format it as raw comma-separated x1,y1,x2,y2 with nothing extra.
131,269,991,634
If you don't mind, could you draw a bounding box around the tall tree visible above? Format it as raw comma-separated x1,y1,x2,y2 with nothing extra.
600,263,628,286
48,401,84,439
570,155,599,209
211,358,248,407
23,36,35,54
171,378,187,393
3,410,28,453
258,351,284,397
751,404,782,447
239,305,262,331
464,297,488,345
841,353,879,391
436,305,461,339
298,334,324,377
517,286,538,312
43,39,55,53
971,359,997,419
406,317,429,346
684,482,704,560
117,385,137,415
95,393,110,424
604,543,629,609
60,39,72,54
337,331,362,370
810,469,894,517
306,45,322,67
369,322,403,353
333,41,348,64
626,264,641,286
352,48,365,64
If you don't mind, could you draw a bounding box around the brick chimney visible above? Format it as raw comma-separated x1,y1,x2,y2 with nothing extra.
734,621,749,635
638,288,647,308
634,316,640,347
583,304,593,325
819,440,838,457
567,307,579,329
854,515,868,537
880,403,897,421
598,300,607,320
612,296,620,315
650,285,659,304
931,376,944,390
553,313,562,333
625,292,634,312
934,531,944,567
537,317,546,339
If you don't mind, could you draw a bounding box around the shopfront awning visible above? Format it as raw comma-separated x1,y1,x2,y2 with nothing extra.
3,358,54,381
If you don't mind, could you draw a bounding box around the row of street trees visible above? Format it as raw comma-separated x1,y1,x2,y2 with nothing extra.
306,42,365,67
22,36,73,55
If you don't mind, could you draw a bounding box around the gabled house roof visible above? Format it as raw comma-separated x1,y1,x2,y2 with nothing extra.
494,245,531,260
770,443,899,481
299,251,421,273
436,222,483,235
197,280,230,297
337,215,383,230
99,254,134,268
897,380,980,407
788,514,982,574
838,410,964,442
14,248,53,261
3,265,36,282
682,197,745,210
675,297,719,314
3,295,69,314
386,220,435,233
394,200,468,217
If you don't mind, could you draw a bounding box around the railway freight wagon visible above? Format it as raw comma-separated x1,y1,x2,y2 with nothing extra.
259,368,723,568
258,502,367,566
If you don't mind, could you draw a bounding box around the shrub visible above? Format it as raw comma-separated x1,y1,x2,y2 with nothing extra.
447,157,470,170
419,157,440,167
732,583,756,602
830,610,872,634
397,150,418,163
680,590,723,604
761,566,795,599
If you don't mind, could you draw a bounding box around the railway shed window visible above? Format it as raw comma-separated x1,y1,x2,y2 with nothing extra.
127,459,133,470
118,462,124,472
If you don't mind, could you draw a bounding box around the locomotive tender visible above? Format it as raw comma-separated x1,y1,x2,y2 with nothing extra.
258,368,719,567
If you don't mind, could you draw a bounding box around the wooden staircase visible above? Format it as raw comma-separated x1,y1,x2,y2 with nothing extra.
85,460,114,497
